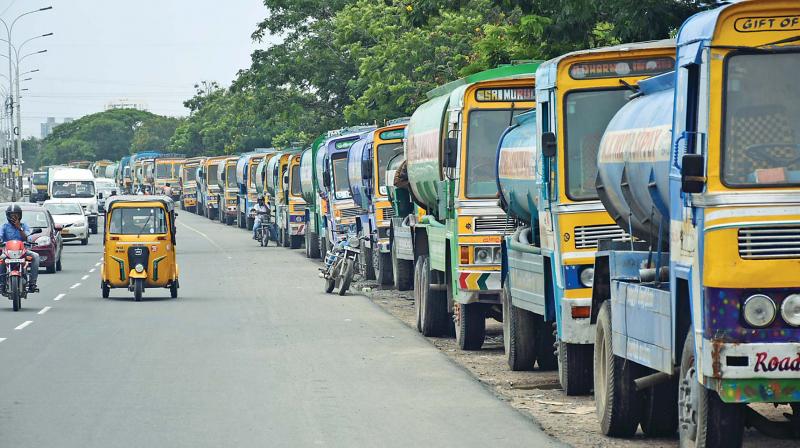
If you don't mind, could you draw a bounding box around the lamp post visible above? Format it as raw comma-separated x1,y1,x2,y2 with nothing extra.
0,6,52,200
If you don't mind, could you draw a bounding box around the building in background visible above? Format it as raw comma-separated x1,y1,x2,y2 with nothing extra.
40,117,73,139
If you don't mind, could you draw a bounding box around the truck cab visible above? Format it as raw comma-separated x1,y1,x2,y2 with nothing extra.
217,156,239,225
198,156,226,220
405,63,538,350
30,171,48,202
154,157,185,201
591,1,800,445
180,157,205,214
235,151,270,230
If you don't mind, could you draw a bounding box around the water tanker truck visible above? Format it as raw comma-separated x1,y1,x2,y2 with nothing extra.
591,1,800,445
300,136,326,259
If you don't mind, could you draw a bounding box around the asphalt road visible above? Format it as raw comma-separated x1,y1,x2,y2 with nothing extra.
0,211,561,448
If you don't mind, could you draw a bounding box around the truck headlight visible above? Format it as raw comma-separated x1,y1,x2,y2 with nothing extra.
135,263,145,273
579,267,594,288
474,246,493,265
781,294,800,326
743,294,776,328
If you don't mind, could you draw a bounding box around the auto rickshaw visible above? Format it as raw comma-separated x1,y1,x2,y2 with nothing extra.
101,195,179,301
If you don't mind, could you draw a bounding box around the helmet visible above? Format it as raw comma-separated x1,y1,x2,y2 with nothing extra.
5,204,21,223
257,195,265,202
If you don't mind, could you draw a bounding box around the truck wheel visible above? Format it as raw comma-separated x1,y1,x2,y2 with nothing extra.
338,259,354,296
559,341,593,395
502,282,537,370
320,233,328,261
455,302,486,350
536,320,558,371
678,328,744,448
282,229,291,248
375,250,393,286
290,235,303,249
413,256,423,332
91,222,98,234
360,242,376,280
416,255,449,337
641,375,678,437
246,217,254,231
306,231,320,258
595,300,642,437
392,245,413,291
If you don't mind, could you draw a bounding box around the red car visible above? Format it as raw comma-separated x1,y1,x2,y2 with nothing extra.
0,203,64,273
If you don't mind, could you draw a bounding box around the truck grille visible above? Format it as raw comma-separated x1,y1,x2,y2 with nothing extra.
340,207,366,219
473,216,515,234
574,224,631,249
381,207,395,220
739,226,800,260
292,203,306,213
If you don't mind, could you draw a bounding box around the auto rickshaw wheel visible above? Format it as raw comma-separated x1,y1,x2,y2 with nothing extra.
133,278,144,302
170,282,178,299
101,282,110,299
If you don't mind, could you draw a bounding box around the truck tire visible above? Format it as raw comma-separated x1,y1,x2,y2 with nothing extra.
559,341,593,395
246,216,254,231
678,328,744,448
536,320,558,371
282,229,291,247
392,244,413,291
375,250,393,286
502,282,537,370
455,302,486,350
360,242,376,280
306,231,320,258
320,233,328,261
290,235,303,249
416,255,449,337
641,375,678,437
595,301,642,437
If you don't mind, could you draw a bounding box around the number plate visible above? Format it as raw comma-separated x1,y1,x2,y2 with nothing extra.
5,258,23,263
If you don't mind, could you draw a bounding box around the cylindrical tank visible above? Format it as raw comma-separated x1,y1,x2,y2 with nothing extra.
300,147,314,203
496,110,538,224
348,134,372,211
405,93,450,211
265,153,281,197
597,75,674,243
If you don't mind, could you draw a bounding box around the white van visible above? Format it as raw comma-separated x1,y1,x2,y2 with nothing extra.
48,167,99,234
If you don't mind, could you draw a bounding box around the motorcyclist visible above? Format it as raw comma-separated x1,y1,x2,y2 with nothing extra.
251,195,270,240
0,205,39,292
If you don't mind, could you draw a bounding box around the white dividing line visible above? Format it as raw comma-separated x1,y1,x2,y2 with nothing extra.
81,275,89,280
70,283,80,289
53,293,65,301
0,338,6,343
15,321,32,330
95,262,101,267
38,306,51,315
178,220,228,255
89,268,96,273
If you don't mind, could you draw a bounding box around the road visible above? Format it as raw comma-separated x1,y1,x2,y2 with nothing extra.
0,211,561,448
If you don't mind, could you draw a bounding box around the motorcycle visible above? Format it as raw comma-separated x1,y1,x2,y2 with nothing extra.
320,233,361,296
1,235,40,311
252,210,271,247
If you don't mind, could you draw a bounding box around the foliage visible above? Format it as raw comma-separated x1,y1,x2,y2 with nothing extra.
36,108,180,168
173,0,705,153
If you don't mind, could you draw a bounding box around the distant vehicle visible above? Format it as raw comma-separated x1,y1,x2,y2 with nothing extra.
0,202,64,273
48,167,99,234
30,171,49,202
94,178,117,213
44,200,89,245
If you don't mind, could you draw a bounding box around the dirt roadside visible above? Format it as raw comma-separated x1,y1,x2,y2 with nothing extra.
353,279,796,448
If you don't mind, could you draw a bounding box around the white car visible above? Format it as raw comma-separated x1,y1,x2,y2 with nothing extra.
94,178,117,212
43,200,89,245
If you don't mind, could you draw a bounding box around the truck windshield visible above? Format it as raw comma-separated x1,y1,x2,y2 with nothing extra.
226,165,237,188
52,181,96,198
466,109,519,198
207,164,219,186
377,142,403,195
332,154,351,200
290,165,301,196
184,167,196,183
722,52,800,187
564,89,629,200
108,207,167,235
156,163,172,179
32,173,47,185
249,163,259,189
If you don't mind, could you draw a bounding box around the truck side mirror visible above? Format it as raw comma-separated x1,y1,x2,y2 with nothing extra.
361,158,372,180
681,154,705,194
97,193,104,199
541,132,557,158
322,169,331,189
444,137,458,168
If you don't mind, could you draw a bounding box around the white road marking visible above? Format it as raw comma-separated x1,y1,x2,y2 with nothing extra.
0,338,6,343
15,321,32,330
95,262,101,267
81,275,89,280
54,293,65,301
38,306,51,315
89,268,95,273
70,283,80,289
178,220,228,254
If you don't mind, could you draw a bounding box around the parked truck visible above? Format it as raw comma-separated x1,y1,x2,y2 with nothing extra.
216,156,239,225
347,120,408,285
152,156,185,200
401,64,538,350
235,151,271,230
591,1,800,445
180,157,205,213
299,136,327,259
497,41,676,395
198,156,226,220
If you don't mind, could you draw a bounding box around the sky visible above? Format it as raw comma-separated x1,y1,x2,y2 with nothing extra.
0,0,273,137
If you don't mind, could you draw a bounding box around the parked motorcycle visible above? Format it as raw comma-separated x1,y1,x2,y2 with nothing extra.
1,236,41,311
320,234,360,296
252,210,271,247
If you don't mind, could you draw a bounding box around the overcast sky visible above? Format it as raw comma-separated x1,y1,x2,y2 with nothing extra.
1,0,272,137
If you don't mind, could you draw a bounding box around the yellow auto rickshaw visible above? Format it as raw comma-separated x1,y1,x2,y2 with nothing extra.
101,195,179,301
